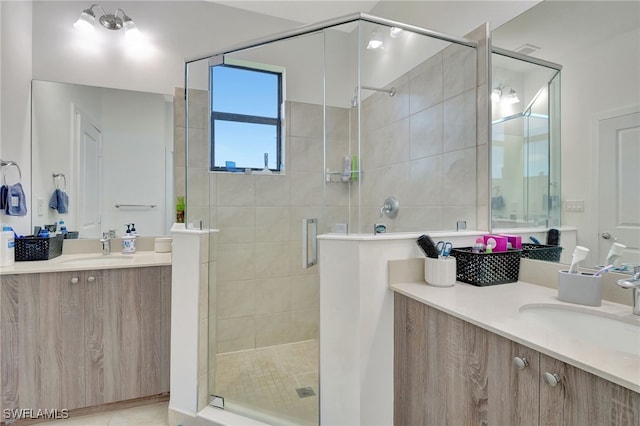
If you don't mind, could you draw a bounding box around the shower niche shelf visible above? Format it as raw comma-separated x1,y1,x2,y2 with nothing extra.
325,170,361,182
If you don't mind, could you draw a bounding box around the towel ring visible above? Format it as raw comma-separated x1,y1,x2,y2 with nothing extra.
1,161,22,185
53,173,67,190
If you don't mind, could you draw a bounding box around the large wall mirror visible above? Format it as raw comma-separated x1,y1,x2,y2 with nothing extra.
31,80,174,238
492,1,640,270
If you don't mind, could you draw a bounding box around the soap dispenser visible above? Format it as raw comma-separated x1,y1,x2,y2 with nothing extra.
121,224,136,254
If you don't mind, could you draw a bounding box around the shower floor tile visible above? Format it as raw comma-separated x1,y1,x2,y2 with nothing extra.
214,339,319,425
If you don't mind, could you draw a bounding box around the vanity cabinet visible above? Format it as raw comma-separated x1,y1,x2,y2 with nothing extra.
1,266,171,412
394,293,640,425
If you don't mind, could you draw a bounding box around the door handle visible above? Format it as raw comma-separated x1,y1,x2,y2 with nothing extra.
302,218,318,269
601,232,619,241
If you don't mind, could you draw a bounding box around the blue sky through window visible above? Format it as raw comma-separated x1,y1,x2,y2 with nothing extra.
211,65,281,170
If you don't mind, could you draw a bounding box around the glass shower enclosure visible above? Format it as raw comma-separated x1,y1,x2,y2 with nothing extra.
490,50,561,229
183,13,479,424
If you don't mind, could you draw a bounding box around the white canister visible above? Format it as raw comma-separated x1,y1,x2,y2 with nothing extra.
154,237,172,253
121,235,137,254
0,226,15,266
424,257,457,287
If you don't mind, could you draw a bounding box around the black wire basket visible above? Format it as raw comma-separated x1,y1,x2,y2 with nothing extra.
14,234,64,261
520,243,563,263
449,247,522,286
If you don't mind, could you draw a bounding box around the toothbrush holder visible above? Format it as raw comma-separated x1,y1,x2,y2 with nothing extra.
424,257,457,287
557,270,602,306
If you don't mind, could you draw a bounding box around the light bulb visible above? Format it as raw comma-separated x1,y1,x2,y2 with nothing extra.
491,89,501,103
74,10,96,32
124,19,142,42
366,30,384,50
390,27,403,38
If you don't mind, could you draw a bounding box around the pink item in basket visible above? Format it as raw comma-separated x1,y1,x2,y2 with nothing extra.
483,235,508,252
500,234,522,249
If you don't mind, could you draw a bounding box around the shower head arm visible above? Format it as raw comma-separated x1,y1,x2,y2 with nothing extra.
360,85,396,96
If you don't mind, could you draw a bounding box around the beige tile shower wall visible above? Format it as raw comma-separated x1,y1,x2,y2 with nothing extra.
359,42,479,233
213,101,350,354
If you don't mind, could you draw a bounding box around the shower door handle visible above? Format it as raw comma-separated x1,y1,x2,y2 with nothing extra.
302,218,318,268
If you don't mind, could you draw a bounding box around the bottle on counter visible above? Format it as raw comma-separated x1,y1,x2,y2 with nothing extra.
59,220,68,238
0,225,15,267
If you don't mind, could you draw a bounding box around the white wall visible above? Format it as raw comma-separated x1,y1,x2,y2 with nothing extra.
561,26,640,265
100,89,171,235
0,0,32,235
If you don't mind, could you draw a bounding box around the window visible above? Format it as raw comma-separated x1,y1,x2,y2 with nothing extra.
210,65,282,171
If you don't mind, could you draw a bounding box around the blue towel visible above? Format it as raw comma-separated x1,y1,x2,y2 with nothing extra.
49,189,69,214
0,185,7,210
5,183,27,216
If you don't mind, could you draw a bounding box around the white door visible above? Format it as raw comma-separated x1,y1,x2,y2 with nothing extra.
598,110,640,268
76,112,103,238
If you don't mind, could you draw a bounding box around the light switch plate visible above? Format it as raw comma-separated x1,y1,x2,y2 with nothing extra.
566,200,585,212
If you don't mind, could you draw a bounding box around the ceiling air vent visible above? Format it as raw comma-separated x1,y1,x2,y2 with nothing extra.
514,43,541,56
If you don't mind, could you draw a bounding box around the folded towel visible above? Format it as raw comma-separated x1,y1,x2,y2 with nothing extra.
49,188,69,214
491,195,505,210
5,183,27,216
57,190,69,214
0,185,7,210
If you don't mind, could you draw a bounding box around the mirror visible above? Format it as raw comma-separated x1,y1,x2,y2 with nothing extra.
31,80,174,238
492,1,640,270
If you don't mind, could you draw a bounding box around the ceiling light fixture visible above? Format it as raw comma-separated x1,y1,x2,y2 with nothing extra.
491,86,520,105
366,30,384,50
74,4,140,38
503,88,520,105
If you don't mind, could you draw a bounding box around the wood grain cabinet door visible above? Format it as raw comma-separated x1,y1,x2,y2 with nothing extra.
539,353,640,425
99,266,171,405
393,293,640,426
486,333,539,426
2,266,171,413
2,272,87,411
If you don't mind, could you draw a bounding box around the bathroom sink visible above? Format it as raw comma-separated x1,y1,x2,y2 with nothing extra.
519,303,640,356
61,255,135,266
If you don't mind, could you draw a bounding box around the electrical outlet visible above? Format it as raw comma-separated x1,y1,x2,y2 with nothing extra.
566,200,585,212
37,198,45,216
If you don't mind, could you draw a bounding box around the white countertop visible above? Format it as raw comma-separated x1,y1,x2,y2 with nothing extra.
390,280,640,393
0,251,171,275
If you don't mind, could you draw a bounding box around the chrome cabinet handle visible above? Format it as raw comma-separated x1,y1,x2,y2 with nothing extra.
512,356,529,370
543,372,562,387
87,276,96,283
70,277,79,284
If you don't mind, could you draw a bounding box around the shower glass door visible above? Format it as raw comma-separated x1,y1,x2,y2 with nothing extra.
185,13,481,425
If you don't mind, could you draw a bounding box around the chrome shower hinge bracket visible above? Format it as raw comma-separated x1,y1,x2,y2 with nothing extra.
209,395,225,410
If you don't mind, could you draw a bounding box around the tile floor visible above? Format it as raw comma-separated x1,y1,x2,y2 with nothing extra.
36,402,168,426
214,339,319,425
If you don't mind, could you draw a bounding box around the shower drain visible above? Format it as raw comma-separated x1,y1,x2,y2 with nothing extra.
296,387,316,398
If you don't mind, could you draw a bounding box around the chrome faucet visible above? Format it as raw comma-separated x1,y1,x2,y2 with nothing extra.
616,266,640,315
101,232,112,255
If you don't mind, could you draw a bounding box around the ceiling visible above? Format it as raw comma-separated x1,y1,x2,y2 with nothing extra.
492,0,640,63
213,1,380,25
